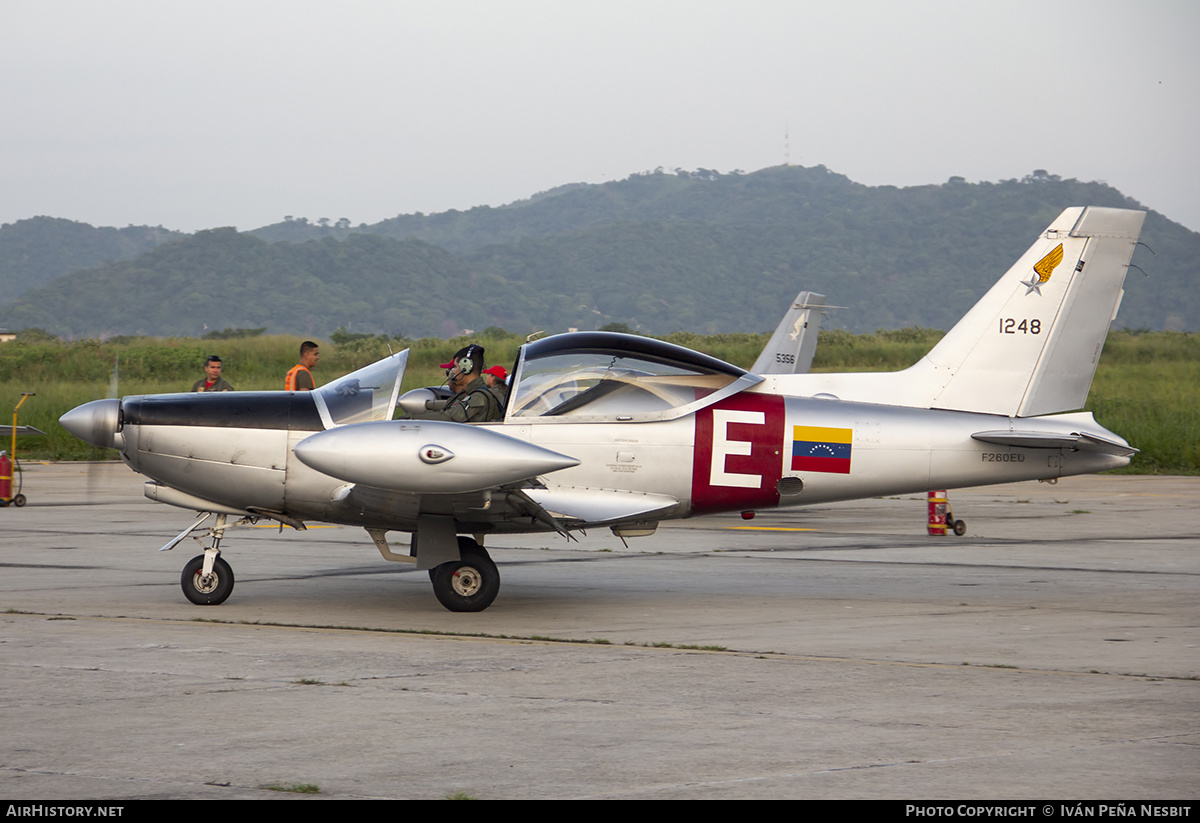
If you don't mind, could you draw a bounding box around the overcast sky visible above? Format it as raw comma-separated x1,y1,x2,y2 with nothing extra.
3,0,1197,233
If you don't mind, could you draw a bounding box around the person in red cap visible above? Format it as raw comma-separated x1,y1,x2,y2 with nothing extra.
482,364,509,408
432,344,504,423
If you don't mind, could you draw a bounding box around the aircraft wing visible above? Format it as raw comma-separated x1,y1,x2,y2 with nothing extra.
0,426,46,436
523,486,680,525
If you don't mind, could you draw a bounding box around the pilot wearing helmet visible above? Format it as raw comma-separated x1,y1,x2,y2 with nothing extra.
433,344,504,423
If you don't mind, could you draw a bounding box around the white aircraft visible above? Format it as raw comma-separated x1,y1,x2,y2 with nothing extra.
60,206,1145,612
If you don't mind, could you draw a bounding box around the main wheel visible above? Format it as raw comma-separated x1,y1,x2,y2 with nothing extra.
181,554,235,605
429,538,500,612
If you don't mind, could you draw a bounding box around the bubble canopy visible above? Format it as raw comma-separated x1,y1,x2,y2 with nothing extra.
508,332,761,423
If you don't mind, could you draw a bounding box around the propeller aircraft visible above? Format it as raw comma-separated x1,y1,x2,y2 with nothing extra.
60,206,1145,612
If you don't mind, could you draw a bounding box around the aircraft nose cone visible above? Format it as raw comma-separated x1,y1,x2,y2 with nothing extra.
59,399,121,449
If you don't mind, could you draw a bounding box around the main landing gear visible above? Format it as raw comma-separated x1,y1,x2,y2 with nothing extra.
429,537,501,612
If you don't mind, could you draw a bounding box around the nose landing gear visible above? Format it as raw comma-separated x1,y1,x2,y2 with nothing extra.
181,553,235,605
167,512,240,606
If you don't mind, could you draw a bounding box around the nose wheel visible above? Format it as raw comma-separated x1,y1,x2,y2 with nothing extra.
429,537,500,612
177,513,236,605
181,554,235,605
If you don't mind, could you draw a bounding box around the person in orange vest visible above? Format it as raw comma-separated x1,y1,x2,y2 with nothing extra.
285,341,320,391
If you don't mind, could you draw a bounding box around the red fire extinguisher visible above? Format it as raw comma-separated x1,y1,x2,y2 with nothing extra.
0,451,12,503
927,490,947,535
927,489,966,536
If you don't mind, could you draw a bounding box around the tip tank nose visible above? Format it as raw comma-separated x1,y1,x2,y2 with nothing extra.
59,399,121,449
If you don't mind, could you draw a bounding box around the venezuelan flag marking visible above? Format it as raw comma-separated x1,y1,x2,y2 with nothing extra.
792,425,852,474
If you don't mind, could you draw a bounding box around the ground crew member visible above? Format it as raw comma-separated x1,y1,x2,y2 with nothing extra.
191,355,235,392
285,341,320,391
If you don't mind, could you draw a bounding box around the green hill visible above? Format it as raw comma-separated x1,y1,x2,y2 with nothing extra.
2,166,1195,337
0,229,492,339
0,217,182,306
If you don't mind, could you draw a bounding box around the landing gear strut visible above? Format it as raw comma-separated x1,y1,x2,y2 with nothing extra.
176,513,237,605
429,537,500,612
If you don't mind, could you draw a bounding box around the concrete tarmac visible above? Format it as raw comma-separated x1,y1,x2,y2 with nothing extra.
1,462,1197,799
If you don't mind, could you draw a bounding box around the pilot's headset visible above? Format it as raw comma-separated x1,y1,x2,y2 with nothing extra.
448,345,483,383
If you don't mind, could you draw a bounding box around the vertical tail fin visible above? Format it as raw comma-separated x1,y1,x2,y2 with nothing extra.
751,291,828,374
919,207,1144,416
777,207,1145,417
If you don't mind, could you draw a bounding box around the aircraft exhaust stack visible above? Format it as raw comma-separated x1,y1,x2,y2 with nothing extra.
294,419,580,494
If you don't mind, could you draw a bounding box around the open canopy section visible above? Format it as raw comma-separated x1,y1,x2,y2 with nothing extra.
313,349,409,428
509,332,760,423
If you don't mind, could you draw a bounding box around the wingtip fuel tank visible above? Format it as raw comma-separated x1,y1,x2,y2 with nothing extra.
293,420,580,493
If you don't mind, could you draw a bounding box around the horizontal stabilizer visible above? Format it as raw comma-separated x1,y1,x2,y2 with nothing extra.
524,486,680,525
971,430,1138,456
